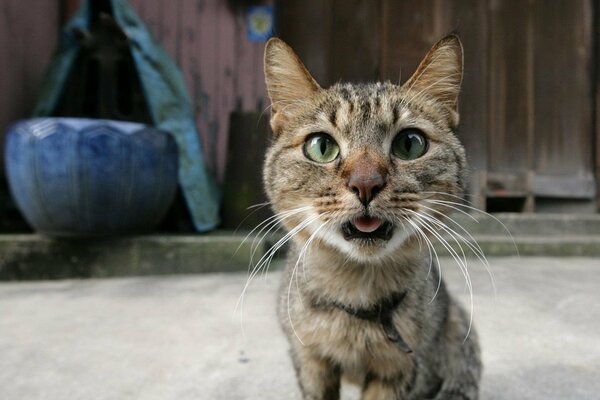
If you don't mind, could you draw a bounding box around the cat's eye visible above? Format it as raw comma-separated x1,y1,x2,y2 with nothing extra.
391,129,428,160
304,133,340,163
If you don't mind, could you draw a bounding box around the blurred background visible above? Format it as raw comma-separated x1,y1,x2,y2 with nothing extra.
0,0,598,237
1,2,599,399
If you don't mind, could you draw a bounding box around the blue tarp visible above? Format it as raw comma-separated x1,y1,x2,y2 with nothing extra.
33,0,219,232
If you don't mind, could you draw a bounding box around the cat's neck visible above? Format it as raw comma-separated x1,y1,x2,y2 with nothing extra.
291,240,428,309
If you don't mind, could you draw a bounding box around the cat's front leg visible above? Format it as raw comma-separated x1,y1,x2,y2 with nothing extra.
431,385,478,400
290,346,340,400
360,371,414,400
361,379,405,400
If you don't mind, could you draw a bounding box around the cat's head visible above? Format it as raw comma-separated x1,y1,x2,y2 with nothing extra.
263,35,467,262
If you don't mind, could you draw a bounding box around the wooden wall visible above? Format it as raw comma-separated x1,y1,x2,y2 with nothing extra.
3,0,269,183
278,0,596,212
0,0,597,213
0,0,61,172
128,0,269,181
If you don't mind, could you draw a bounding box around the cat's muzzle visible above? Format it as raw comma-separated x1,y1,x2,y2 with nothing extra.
341,218,394,242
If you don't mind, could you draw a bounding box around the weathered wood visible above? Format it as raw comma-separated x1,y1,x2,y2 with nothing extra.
442,0,489,170
276,0,334,85
596,0,600,211
0,0,61,172
329,0,380,83
533,0,593,192
221,112,271,229
534,174,596,198
488,0,534,175
381,0,444,84
128,0,270,182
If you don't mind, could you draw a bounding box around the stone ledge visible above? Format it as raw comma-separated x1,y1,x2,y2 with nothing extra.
0,234,262,280
1,230,599,280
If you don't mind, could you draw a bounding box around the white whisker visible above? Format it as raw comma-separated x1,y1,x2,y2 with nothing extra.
234,211,321,339
408,211,474,341
419,204,497,297
401,215,443,301
425,199,519,257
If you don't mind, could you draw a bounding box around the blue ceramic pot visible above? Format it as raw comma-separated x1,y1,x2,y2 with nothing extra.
5,118,178,237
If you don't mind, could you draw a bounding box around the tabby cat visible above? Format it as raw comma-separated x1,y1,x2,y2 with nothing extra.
262,34,481,399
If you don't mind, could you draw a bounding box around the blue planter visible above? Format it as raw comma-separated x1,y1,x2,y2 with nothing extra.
5,118,178,237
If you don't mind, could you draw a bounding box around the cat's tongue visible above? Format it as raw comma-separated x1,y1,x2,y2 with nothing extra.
353,217,383,233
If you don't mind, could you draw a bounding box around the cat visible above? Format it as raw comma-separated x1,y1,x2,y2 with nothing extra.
262,34,481,400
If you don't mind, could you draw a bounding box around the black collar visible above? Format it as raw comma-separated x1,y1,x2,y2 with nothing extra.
314,291,412,353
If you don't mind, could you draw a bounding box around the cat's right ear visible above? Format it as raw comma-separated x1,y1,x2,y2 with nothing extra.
264,38,321,134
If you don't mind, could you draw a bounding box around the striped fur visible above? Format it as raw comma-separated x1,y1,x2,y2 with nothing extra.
263,35,481,399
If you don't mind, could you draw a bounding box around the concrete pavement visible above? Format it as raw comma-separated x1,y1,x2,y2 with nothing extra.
1,257,599,399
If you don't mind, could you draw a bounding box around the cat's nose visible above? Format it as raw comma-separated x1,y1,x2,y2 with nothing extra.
347,173,385,206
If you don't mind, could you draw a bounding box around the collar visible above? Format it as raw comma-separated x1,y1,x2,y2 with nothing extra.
313,291,412,353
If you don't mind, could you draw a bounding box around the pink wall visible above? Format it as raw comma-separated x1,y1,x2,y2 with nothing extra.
0,0,269,182
129,0,270,182
0,0,61,172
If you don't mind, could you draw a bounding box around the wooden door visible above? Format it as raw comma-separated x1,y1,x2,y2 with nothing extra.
277,0,596,212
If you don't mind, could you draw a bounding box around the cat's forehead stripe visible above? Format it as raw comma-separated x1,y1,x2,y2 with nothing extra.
329,107,338,128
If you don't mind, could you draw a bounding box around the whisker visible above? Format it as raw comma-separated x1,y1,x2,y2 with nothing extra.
408,211,474,341
401,215,443,301
234,212,321,338
425,199,519,257
419,204,497,297
289,219,330,339
421,190,476,207
247,201,271,210
242,206,312,265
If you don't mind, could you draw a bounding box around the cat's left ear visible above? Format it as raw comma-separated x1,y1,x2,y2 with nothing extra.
264,38,321,134
403,34,463,127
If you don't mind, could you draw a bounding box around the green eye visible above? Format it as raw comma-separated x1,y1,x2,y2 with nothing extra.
304,133,340,163
391,129,428,160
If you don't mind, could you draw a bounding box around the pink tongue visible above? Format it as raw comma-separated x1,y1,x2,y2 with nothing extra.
353,217,383,233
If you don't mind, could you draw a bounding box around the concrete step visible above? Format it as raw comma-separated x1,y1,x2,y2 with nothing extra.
448,212,600,236
1,214,599,280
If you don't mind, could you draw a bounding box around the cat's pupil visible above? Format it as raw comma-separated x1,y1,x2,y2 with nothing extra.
320,140,327,155
405,137,412,151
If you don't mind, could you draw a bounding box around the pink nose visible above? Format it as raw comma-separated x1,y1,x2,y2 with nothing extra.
347,173,385,206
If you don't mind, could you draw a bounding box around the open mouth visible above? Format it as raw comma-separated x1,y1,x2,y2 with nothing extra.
342,216,394,241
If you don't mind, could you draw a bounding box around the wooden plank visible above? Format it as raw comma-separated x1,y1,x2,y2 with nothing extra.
0,0,61,172
179,0,206,173
381,0,490,206
276,0,334,86
534,174,596,198
596,0,600,211
252,39,269,113
381,0,444,84
221,112,272,229
194,0,220,176
488,0,534,176
434,0,490,208
215,0,237,182
533,0,593,179
234,10,258,111
442,0,489,171
129,0,162,43
329,0,380,83
159,0,181,62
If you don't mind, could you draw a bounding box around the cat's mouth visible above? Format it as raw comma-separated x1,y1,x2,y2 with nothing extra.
342,217,394,241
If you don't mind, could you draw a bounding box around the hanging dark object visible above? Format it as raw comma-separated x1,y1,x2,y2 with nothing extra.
32,0,219,232
54,1,152,123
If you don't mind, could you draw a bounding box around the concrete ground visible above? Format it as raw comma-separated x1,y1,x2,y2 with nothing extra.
1,257,599,400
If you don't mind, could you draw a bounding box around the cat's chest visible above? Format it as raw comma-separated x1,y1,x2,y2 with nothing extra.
296,306,414,375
